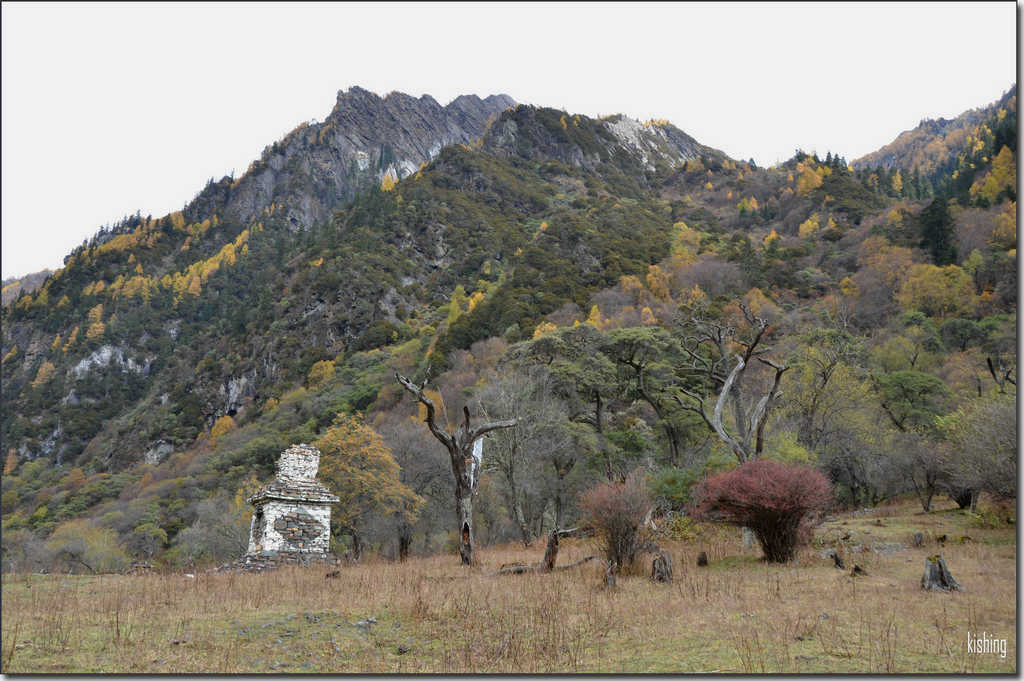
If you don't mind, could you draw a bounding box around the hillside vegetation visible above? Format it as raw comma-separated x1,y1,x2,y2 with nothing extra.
1,86,1016,576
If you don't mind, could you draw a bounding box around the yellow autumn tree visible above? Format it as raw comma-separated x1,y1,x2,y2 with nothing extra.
891,169,903,195
380,173,397,192
31,361,56,388
796,162,824,196
798,214,820,239
307,360,336,389
670,221,701,264
315,413,423,556
971,145,1016,205
990,201,1016,250
896,264,976,318
3,451,18,475
532,321,558,339
210,415,237,444
85,304,105,340
448,285,467,325
646,265,670,301
586,304,605,329
63,327,80,353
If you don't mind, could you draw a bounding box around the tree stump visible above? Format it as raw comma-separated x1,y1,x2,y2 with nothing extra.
605,561,617,588
921,554,961,592
696,551,708,567
651,552,673,582
826,550,845,569
851,564,867,577
542,530,559,572
912,532,924,547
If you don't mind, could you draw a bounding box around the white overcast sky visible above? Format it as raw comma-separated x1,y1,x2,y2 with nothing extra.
1,2,1017,278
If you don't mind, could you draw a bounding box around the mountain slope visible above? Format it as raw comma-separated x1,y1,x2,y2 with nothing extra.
1,88,1015,569
852,86,1016,199
0,97,721,472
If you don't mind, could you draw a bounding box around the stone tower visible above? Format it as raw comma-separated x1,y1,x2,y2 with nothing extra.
243,444,339,567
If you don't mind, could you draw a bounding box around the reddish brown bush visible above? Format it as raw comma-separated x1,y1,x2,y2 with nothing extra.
579,472,652,569
693,459,832,563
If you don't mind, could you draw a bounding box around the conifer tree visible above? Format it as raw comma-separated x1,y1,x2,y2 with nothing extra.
919,197,957,266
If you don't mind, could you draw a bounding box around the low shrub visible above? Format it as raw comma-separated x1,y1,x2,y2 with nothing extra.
693,459,832,562
579,471,652,569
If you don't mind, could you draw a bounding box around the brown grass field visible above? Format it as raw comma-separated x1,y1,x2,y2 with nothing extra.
1,498,1016,674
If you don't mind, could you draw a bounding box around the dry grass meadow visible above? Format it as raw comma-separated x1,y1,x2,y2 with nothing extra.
1,498,1016,674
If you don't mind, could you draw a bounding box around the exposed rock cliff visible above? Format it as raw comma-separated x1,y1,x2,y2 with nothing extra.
184,87,515,231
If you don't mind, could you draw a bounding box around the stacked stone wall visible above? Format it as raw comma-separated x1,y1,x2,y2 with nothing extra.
247,501,331,554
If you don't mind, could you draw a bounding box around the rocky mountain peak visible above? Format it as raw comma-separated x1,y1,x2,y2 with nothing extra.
185,87,515,231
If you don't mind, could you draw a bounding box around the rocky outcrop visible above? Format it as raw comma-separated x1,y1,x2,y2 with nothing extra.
69,345,151,379
482,106,711,177
184,87,515,231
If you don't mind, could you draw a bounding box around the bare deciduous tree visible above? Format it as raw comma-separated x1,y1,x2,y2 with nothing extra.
396,373,517,565
475,366,571,546
673,301,789,463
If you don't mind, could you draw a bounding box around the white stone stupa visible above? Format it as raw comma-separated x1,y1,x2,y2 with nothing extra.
242,444,339,568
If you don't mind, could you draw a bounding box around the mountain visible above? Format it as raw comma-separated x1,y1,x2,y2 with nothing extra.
0,92,720,470
852,86,1016,201
182,86,516,232
1,87,1015,570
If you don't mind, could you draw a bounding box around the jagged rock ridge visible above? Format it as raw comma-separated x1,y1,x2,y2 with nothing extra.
184,87,516,231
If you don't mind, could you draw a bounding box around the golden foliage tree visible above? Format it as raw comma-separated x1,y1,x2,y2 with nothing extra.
971,145,1016,205
798,214,820,239
990,201,1016,250
532,321,558,339
897,264,976,318
646,264,670,301
307,360,336,389
31,361,56,388
315,413,423,557
210,415,237,444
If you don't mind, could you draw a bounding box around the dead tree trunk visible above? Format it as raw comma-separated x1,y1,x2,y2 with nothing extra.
651,552,673,582
397,373,517,566
921,554,962,591
542,530,559,572
605,561,618,588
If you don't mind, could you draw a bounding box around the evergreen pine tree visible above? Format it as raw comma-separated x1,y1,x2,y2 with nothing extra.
919,197,957,266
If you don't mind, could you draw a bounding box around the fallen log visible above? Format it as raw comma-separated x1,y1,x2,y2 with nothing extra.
490,530,596,576
492,555,595,576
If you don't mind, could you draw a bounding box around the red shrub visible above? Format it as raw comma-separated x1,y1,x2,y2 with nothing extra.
693,459,832,562
579,472,652,569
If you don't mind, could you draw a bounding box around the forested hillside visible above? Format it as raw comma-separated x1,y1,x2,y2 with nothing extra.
1,86,1015,572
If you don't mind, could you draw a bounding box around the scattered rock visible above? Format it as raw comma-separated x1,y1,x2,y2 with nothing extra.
395,645,411,655
872,542,905,556
912,532,924,547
